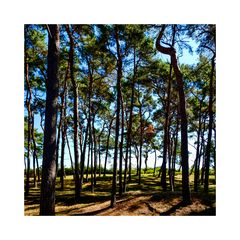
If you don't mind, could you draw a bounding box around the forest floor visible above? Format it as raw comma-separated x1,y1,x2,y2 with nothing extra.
24,173,216,216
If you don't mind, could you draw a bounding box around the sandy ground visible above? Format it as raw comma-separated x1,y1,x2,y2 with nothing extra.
25,191,215,216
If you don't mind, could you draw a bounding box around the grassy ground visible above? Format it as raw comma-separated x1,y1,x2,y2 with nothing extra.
24,172,216,216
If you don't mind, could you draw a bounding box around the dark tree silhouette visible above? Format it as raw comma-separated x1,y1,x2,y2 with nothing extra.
40,24,60,215
156,24,191,205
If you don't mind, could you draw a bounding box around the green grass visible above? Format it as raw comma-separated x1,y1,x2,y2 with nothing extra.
24,171,216,216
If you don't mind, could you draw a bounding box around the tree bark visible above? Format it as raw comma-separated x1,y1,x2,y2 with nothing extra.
194,100,203,192
56,61,69,177
79,122,89,193
25,30,31,195
156,25,191,204
111,26,122,208
60,65,69,190
153,149,157,176
123,45,136,192
40,24,60,215
104,116,114,176
66,25,81,201
31,114,38,187
204,55,215,192
66,133,74,177
161,63,173,191
119,86,124,196
138,101,143,185
171,111,179,190
93,118,98,187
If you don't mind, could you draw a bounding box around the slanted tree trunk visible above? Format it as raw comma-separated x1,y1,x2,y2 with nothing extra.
134,145,139,176
153,149,157,176
161,25,175,191
86,139,90,182
104,116,114,177
66,25,80,201
60,65,68,190
200,118,207,185
161,64,173,191
90,128,94,193
93,118,98,187
156,24,191,205
119,86,124,196
171,111,179,190
123,45,136,192
56,109,62,176
31,114,38,187
25,32,31,196
144,146,149,174
79,122,89,193
111,26,122,208
66,133,74,178
194,100,203,192
168,130,174,191
40,24,60,215
138,102,143,185
213,126,216,179
204,55,215,192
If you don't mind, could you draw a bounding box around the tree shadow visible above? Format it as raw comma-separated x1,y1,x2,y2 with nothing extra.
56,194,111,206
71,205,112,216
160,201,185,216
187,207,216,216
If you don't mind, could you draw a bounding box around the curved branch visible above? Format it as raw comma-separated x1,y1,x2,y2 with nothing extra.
155,25,175,56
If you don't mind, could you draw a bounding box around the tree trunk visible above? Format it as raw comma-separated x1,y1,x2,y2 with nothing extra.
40,24,59,215
93,118,98,187
200,116,206,185
138,103,143,185
31,114,37,187
66,25,80,202
204,56,215,192
156,25,191,205
194,101,203,192
153,149,157,176
60,66,68,190
134,145,139,176
111,26,122,208
123,45,136,192
161,63,173,191
79,122,89,193
144,146,149,174
128,141,132,181
66,133,74,178
25,35,31,196
104,116,114,177
90,128,94,193
119,87,124,196
86,139,90,182
172,113,179,190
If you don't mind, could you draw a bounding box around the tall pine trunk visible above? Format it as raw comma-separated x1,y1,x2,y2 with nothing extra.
161,64,173,191
194,100,203,192
60,66,68,190
24,30,31,195
104,116,114,177
40,24,60,215
123,45,136,192
156,25,191,205
111,26,122,208
204,55,215,192
66,134,74,177
119,87,124,196
66,25,80,201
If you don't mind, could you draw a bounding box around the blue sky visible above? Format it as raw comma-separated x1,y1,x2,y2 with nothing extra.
26,34,200,170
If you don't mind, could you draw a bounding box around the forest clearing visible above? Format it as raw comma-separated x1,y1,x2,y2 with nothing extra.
25,171,216,216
